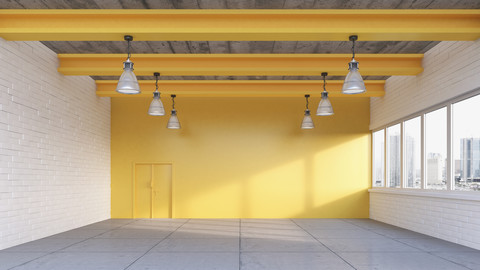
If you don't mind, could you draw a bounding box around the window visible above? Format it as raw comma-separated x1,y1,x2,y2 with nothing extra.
372,91,480,192
425,107,447,190
373,130,385,187
404,117,421,188
387,124,401,188
453,95,480,191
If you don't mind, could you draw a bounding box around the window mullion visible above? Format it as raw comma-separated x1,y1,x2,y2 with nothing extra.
401,122,405,188
447,104,453,190
421,114,426,189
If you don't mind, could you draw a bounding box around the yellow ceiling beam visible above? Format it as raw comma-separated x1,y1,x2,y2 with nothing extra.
59,54,423,76
0,9,479,41
96,80,385,97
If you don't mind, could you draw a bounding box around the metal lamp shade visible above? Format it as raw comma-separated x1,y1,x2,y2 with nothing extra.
317,92,334,116
342,60,366,94
116,60,141,94
301,110,314,129
167,110,181,129
148,92,165,116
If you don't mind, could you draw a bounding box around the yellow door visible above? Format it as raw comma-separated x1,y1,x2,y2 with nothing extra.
134,163,172,218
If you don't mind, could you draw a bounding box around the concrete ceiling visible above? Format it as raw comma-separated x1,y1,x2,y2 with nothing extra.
1,0,479,81
3,0,480,9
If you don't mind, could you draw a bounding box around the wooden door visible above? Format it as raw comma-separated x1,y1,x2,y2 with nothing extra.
134,163,172,218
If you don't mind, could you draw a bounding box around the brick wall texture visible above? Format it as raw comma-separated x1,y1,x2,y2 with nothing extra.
370,40,480,250
0,38,111,250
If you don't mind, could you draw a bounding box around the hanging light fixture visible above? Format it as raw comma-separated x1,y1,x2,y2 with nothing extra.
317,72,334,116
167,94,181,129
301,94,314,129
116,35,141,94
342,35,366,94
148,72,165,116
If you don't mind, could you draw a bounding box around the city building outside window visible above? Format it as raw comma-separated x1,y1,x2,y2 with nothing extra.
387,124,401,188
372,90,480,192
373,130,385,187
425,107,447,190
404,116,421,188
453,95,480,191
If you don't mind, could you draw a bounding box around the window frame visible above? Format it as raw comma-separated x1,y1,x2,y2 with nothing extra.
424,106,448,190
386,123,402,188
402,116,422,189
371,87,480,192
372,129,386,187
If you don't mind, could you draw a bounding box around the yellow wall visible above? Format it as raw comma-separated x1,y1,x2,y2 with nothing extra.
111,96,370,218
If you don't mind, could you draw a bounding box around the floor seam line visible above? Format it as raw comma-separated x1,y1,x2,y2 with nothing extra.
122,218,191,270
426,250,474,269
341,219,428,252
341,219,472,269
7,220,126,270
239,219,242,270
290,219,358,270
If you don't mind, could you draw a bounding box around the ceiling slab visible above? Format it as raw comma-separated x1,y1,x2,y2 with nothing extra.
96,80,385,97
2,0,480,9
58,53,423,76
0,9,479,41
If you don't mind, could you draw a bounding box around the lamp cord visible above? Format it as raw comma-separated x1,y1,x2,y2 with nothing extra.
172,96,176,110
155,74,159,93
323,75,327,92
127,40,131,60
305,96,309,110
351,38,356,59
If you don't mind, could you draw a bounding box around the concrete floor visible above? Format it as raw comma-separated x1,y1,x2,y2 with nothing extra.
1,219,479,270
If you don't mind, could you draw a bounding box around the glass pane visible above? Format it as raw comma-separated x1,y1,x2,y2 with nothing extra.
453,94,480,191
373,130,385,187
404,117,421,188
425,107,447,190
387,124,401,188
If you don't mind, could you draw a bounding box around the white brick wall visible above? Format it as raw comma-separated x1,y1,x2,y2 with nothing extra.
370,40,480,250
0,38,111,250
370,40,480,130
370,190,480,250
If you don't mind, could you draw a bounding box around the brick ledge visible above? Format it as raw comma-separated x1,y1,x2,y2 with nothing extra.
369,188,480,202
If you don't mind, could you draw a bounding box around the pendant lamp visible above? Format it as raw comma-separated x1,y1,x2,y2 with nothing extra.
301,94,314,129
342,35,366,94
148,72,165,116
167,95,181,129
316,72,334,116
116,35,141,94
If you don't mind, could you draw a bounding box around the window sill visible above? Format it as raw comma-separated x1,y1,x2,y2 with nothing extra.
368,188,480,202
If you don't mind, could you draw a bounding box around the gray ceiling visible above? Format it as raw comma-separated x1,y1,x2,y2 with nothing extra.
3,0,480,9
42,40,438,81
2,0,479,80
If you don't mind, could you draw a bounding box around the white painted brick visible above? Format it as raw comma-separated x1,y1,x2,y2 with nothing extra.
371,40,480,129
370,40,480,251
0,38,111,250
371,191,480,250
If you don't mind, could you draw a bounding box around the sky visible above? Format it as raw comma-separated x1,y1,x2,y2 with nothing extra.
452,94,480,159
373,92,480,172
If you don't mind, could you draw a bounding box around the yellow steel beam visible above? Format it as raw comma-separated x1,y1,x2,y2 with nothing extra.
96,80,385,97
0,9,479,41
59,54,423,76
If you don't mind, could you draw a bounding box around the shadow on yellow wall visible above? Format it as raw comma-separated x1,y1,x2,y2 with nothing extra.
111,96,370,218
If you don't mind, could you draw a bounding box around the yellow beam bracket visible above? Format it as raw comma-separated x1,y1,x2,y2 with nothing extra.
96,80,385,97
0,10,479,41
59,54,423,76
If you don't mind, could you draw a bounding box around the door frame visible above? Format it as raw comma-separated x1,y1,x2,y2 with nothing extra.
132,162,174,219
